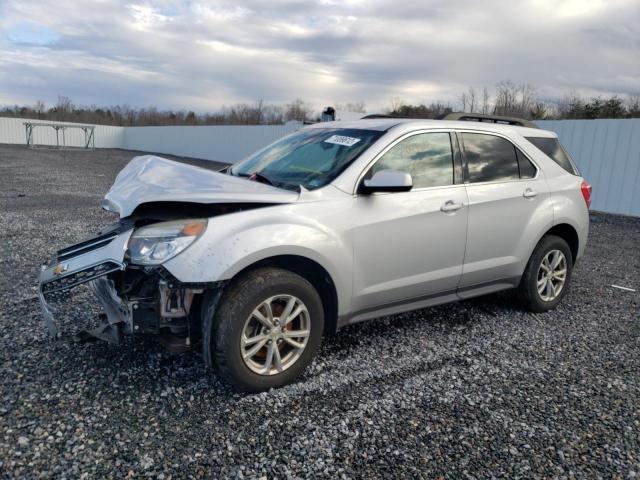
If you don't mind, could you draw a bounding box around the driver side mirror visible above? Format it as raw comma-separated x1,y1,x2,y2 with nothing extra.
360,169,413,194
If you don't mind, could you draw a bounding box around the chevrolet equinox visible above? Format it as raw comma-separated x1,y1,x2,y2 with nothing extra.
39,118,591,391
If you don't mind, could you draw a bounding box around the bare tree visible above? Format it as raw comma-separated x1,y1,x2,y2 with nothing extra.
285,98,311,122
53,95,74,121
556,91,585,119
481,87,491,114
626,94,640,117
467,87,477,113
387,97,406,114
518,84,536,115
530,102,548,120
34,100,46,118
493,81,537,118
459,92,468,112
334,101,366,113
494,81,517,116
253,99,264,124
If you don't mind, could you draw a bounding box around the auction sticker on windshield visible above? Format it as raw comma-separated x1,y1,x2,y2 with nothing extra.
324,135,361,147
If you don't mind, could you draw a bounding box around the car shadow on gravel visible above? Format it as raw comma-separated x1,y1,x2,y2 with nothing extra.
29,289,523,399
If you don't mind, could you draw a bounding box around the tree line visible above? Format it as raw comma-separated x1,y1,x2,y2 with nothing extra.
387,82,640,120
1,97,316,126
2,83,639,126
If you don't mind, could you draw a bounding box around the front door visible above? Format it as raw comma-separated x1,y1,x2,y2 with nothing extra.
351,131,468,312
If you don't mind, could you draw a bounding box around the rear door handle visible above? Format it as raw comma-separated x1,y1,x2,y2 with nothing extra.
441,200,463,213
523,188,538,198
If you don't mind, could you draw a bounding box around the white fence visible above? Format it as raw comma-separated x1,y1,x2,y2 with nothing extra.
0,117,124,148
123,123,300,163
537,119,640,217
0,117,301,163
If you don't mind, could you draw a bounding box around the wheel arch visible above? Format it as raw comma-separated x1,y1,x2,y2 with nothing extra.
231,255,340,336
541,223,580,264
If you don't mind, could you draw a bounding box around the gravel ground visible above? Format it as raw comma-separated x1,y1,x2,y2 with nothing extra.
1,144,639,479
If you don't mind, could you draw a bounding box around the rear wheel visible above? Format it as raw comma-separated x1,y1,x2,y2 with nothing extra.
518,235,573,312
212,268,324,392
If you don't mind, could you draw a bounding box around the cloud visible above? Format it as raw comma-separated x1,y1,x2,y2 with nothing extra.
0,0,638,112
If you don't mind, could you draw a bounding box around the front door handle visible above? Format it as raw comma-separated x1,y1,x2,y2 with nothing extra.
523,188,538,198
441,200,463,213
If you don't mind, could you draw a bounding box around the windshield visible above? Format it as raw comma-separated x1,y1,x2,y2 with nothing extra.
230,128,384,190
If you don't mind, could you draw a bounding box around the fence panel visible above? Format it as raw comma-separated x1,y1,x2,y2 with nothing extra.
123,122,302,163
537,119,640,216
0,117,124,148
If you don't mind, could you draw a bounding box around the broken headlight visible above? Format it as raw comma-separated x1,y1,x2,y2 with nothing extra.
127,219,207,265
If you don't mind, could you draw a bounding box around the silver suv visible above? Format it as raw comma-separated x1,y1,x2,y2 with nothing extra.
39,118,591,391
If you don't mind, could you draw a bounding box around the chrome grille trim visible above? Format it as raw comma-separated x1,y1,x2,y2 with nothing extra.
57,232,119,262
40,261,123,295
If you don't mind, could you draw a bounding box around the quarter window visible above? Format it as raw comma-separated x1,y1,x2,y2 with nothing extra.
525,137,578,175
369,133,454,189
516,149,537,179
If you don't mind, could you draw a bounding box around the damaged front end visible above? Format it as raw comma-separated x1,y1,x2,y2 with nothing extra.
38,219,221,350
39,221,134,338
38,154,298,351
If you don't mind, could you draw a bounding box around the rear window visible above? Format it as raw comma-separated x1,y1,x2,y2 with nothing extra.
525,137,579,175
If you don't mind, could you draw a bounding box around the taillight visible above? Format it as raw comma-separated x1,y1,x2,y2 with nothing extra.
581,180,592,208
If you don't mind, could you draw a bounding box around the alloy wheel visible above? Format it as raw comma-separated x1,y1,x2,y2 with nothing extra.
537,249,567,301
240,295,311,375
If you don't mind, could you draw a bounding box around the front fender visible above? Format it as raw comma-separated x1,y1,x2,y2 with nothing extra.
162,209,352,314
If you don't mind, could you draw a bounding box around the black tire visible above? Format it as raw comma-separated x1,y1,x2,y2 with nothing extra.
518,234,573,312
211,267,324,392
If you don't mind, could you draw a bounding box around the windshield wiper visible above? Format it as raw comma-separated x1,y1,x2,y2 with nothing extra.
252,172,275,186
234,170,301,192
234,170,274,186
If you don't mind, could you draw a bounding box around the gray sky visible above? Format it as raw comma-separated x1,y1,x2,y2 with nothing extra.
1,0,638,112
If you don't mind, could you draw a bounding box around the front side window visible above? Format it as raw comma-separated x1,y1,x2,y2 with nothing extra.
369,132,454,189
231,128,384,191
462,133,523,183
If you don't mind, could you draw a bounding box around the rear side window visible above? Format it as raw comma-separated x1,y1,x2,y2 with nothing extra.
525,137,578,175
462,133,520,183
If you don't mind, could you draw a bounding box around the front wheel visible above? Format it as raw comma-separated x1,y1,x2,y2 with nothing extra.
211,268,324,392
518,235,574,312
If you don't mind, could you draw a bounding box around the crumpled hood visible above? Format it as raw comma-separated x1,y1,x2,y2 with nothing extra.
103,155,299,217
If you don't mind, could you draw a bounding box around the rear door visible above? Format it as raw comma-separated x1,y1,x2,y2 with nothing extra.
351,131,468,311
458,131,548,290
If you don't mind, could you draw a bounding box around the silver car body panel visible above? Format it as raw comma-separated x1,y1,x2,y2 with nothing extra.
39,118,590,333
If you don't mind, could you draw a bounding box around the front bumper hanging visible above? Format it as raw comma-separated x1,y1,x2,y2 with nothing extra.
38,223,134,336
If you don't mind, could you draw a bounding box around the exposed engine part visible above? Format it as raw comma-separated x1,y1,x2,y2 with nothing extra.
158,281,203,318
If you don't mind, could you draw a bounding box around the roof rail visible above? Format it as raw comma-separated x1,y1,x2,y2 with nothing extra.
443,112,539,129
361,114,397,119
